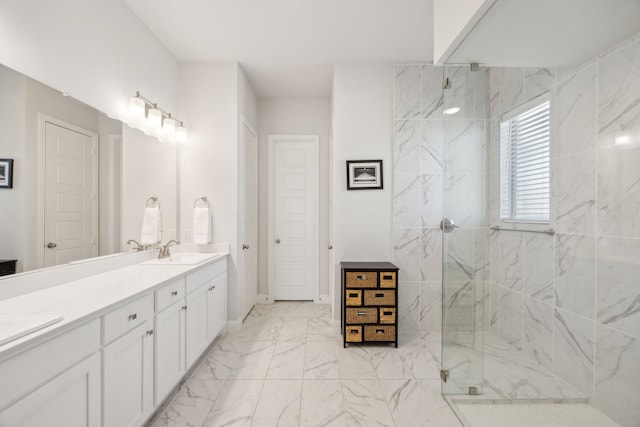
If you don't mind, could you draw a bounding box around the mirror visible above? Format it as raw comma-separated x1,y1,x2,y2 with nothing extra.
0,63,177,274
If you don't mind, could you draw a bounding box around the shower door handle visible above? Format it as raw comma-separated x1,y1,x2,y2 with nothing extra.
440,218,460,233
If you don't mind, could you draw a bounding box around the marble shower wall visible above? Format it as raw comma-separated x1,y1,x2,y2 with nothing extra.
488,33,640,427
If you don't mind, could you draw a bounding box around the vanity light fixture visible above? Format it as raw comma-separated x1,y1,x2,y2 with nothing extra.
444,107,461,115
129,91,187,143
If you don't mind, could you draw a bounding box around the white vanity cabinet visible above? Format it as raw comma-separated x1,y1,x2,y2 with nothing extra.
102,294,154,427
185,260,227,367
154,278,186,404
0,319,102,427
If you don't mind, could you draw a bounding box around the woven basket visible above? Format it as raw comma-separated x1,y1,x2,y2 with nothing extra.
346,272,377,288
364,325,396,342
379,308,396,324
379,272,396,288
345,325,363,342
345,290,362,306
346,307,377,324
364,290,395,306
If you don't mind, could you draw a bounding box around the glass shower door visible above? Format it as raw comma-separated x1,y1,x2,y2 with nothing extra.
440,65,489,395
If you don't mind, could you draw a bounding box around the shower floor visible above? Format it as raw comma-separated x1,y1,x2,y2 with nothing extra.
444,333,620,426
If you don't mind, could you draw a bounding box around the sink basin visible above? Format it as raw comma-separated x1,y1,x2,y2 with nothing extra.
0,314,64,346
141,253,219,266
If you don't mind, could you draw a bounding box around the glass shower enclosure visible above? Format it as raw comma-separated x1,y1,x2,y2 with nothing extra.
440,65,490,396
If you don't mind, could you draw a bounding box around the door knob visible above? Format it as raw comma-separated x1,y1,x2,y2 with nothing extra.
275,239,281,244
242,244,249,250
47,242,57,248
440,218,460,233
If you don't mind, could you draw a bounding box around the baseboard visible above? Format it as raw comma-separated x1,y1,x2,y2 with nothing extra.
226,319,242,331
314,294,330,304
257,294,271,304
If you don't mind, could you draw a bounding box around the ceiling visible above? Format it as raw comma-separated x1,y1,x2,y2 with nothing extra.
121,0,434,98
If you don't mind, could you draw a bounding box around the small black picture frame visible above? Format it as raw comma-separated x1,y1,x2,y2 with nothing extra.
0,159,13,189
346,160,383,190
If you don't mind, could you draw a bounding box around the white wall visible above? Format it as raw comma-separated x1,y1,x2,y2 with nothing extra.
177,62,243,321
331,63,394,320
0,0,178,121
257,98,332,298
432,0,494,64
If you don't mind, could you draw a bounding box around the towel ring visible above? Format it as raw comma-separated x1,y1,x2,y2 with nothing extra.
194,196,210,208
146,196,161,208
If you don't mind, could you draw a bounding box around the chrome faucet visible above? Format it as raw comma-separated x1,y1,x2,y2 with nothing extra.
126,239,145,252
158,240,180,259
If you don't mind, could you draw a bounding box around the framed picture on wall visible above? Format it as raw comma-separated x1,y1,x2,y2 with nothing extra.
346,160,383,190
0,159,13,189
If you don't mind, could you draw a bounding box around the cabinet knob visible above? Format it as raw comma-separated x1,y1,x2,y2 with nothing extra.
275,239,281,244
182,305,187,310
242,244,250,250
146,329,154,336
128,313,137,321
46,242,57,249
171,291,178,296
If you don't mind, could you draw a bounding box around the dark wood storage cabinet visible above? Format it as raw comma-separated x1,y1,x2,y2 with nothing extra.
341,262,399,348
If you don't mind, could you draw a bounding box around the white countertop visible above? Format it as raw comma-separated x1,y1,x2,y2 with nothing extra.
0,253,227,360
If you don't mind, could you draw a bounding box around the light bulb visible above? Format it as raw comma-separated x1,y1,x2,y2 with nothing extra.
162,117,177,143
175,124,187,143
129,96,146,127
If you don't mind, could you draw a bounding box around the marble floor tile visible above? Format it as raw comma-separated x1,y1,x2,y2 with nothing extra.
342,379,395,427
304,341,340,379
251,380,302,427
278,317,308,341
380,379,463,426
149,378,225,427
267,341,306,379
228,340,276,379
300,380,346,427
336,345,376,379
203,379,263,427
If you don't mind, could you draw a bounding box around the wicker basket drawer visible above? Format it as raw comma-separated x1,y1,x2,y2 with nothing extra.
345,325,363,342
346,272,377,288
379,308,396,324
379,272,397,288
346,307,377,324
345,290,362,306
364,325,396,342
364,289,395,306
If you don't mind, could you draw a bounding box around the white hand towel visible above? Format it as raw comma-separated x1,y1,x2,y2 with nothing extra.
193,207,212,244
140,206,161,245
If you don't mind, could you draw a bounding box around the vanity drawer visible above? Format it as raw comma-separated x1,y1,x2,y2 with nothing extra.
345,272,377,288
363,290,395,306
379,272,397,288
103,293,153,344
156,278,185,312
186,260,225,294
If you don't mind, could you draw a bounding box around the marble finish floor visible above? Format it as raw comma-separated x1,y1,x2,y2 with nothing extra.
147,301,462,427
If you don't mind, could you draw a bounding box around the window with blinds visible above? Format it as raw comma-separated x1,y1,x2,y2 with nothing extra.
500,95,551,223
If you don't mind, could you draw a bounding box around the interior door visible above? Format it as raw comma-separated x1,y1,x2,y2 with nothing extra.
239,118,258,319
269,135,319,301
440,65,489,395
44,120,98,267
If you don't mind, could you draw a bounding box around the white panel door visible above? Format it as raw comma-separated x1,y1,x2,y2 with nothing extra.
44,120,97,267
239,118,258,319
269,135,319,301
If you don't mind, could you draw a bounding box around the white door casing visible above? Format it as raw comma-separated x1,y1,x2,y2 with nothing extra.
239,117,258,319
268,135,319,301
38,115,98,268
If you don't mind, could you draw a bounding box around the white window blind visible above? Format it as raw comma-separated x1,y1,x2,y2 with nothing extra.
500,95,551,223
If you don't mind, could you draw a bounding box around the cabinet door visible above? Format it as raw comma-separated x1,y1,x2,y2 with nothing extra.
155,299,186,405
207,273,227,341
0,353,101,427
186,284,209,367
103,320,154,427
